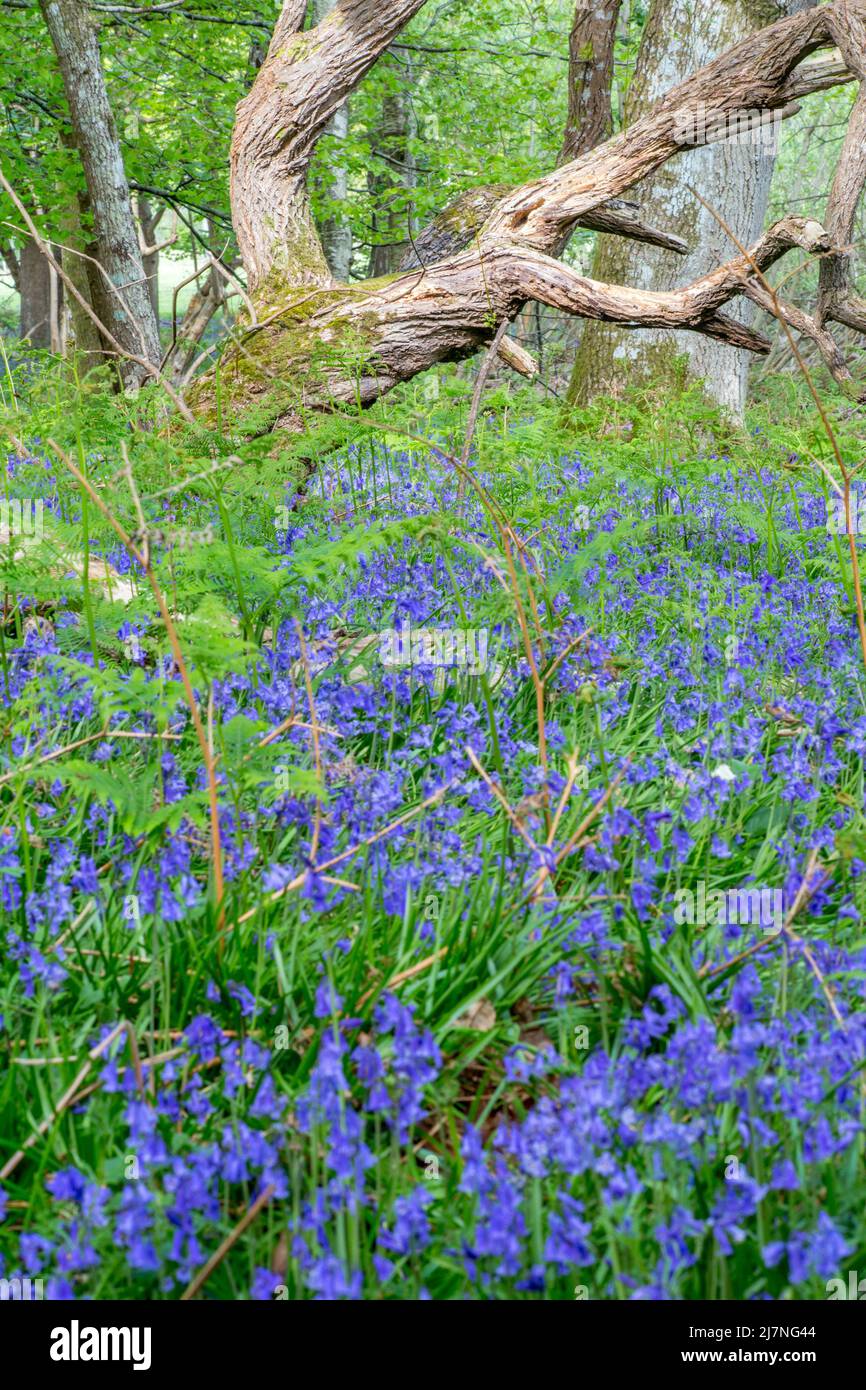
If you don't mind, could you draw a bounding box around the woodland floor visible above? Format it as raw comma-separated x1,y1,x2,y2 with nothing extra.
0,370,864,1300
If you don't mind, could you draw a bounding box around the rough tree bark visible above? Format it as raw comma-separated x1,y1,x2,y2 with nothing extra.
568,0,814,417
816,6,866,336
38,0,160,385
189,0,865,443
57,196,103,370
560,1,624,164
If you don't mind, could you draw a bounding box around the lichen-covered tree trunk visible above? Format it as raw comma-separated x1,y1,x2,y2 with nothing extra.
38,0,160,385
568,0,814,416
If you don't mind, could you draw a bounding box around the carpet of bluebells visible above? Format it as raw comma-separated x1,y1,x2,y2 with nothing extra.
1,384,865,1300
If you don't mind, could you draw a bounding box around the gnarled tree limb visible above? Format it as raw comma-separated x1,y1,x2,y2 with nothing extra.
398,187,691,273
484,4,840,250
197,0,866,434
232,0,431,288
501,217,833,341
816,84,866,334
744,279,858,392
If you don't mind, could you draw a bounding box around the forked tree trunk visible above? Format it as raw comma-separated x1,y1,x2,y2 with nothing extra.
189,0,865,441
568,0,814,417
168,253,239,390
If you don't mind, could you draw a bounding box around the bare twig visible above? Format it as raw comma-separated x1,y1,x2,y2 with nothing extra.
180,1184,276,1301
0,1020,145,1182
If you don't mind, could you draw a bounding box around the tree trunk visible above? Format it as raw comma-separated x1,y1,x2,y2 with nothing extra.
48,258,63,353
38,0,160,385
368,62,417,277
229,0,429,293
567,0,815,417
54,128,108,373
515,1,623,382
560,1,624,164
58,187,105,372
136,194,162,321
188,0,864,442
19,237,52,348
312,0,353,280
